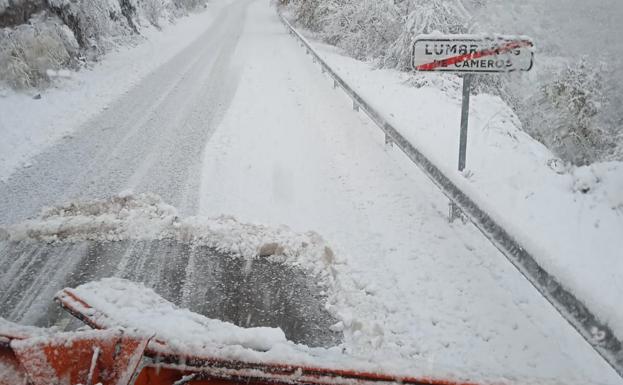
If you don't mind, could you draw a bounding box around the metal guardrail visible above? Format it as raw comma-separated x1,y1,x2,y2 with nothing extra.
279,14,623,378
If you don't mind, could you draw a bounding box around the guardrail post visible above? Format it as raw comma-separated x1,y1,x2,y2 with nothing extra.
385,133,393,148
333,79,338,89
321,67,326,74
353,101,359,112
448,202,465,224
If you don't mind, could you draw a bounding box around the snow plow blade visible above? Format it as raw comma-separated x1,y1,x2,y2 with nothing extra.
0,325,27,385
0,320,147,385
4,279,476,385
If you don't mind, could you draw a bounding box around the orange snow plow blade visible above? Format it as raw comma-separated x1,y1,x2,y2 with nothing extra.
54,285,477,385
12,330,148,385
0,322,148,385
0,336,27,385
3,281,478,385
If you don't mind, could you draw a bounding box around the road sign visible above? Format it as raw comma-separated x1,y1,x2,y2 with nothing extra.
412,35,534,73
411,34,534,179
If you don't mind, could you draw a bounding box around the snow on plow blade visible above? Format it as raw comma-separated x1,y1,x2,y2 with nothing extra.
2,279,476,385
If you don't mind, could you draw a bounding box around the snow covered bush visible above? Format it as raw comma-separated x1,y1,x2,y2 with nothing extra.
282,0,325,31
467,0,623,164
139,0,206,26
46,0,138,54
519,59,616,165
141,0,166,27
0,12,78,88
172,0,205,11
319,0,401,61
0,0,47,27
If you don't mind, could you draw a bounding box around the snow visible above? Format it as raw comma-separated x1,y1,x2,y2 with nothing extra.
0,0,232,182
0,318,53,340
62,278,289,352
305,41,623,342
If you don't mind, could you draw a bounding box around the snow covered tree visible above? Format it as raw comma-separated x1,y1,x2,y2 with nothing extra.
468,0,623,164
282,0,325,31
318,0,400,61
384,0,470,70
0,12,79,88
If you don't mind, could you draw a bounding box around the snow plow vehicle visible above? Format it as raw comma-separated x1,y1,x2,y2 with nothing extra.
0,279,473,385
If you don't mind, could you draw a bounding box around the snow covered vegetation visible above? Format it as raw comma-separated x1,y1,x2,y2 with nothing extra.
278,0,623,166
0,0,207,89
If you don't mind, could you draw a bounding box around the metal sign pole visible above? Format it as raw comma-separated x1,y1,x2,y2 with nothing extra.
458,74,472,172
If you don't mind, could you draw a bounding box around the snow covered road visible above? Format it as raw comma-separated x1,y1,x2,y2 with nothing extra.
0,0,621,383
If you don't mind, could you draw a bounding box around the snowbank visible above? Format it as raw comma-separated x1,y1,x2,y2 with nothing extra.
0,317,54,339
0,192,337,275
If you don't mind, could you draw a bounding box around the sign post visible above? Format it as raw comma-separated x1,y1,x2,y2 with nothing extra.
458,74,471,172
412,34,534,220
412,35,534,172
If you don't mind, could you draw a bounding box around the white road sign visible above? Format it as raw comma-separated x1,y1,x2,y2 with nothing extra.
412,35,534,73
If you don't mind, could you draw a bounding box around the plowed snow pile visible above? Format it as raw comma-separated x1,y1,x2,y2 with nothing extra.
0,192,335,273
